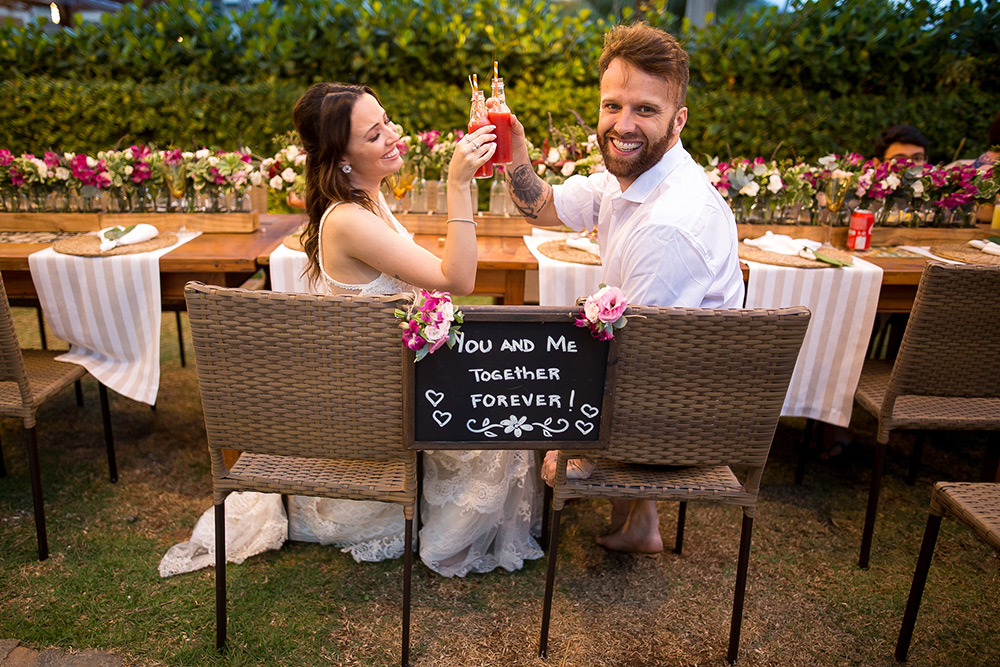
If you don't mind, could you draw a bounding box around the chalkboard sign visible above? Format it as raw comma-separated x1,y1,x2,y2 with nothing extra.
404,306,618,449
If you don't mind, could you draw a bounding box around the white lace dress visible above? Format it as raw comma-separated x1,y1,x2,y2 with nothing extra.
160,197,543,578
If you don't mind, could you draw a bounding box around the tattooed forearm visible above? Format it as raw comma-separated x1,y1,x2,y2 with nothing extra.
508,163,552,219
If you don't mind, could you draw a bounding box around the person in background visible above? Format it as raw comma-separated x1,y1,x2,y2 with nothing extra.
873,124,929,165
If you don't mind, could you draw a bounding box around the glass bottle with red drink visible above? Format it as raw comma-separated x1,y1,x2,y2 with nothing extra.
468,88,494,179
488,61,513,165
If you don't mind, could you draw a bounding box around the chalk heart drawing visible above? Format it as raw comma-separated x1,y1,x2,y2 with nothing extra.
433,410,452,427
580,403,599,418
425,389,445,407
575,420,594,436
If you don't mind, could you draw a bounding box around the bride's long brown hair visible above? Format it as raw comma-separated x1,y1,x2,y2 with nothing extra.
292,82,384,282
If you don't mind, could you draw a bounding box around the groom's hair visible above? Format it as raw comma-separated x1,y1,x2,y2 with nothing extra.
599,22,689,108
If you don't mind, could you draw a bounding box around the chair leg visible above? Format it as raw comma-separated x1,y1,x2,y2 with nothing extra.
906,433,926,486
541,483,552,552
727,513,754,665
35,307,48,350
215,502,227,651
26,426,49,561
895,512,943,662
75,380,83,407
0,432,6,478
859,441,887,569
674,501,687,555
539,508,563,659
795,418,818,485
415,453,424,548
402,516,413,667
99,384,117,483
175,311,186,368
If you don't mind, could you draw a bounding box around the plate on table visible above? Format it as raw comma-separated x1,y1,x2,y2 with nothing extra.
928,243,1000,266
739,244,853,269
53,232,179,257
536,240,601,266
282,227,306,252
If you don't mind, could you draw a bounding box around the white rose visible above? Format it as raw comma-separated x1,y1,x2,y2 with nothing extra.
249,171,263,186
818,155,837,166
767,173,783,193
285,145,300,161
911,181,924,196
281,167,296,183
706,169,721,185
752,163,768,177
832,169,853,181
739,181,760,197
438,301,454,324
424,321,449,343
547,148,561,163
885,174,901,189
269,175,284,190
55,166,70,180
207,156,219,166
63,152,76,161
195,148,210,159
561,162,576,177
182,151,194,159
537,164,547,176
86,156,98,168
124,148,134,159
36,163,48,179
294,154,306,166
124,165,133,176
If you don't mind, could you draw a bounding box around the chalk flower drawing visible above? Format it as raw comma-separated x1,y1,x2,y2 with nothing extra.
394,289,464,362
466,417,570,438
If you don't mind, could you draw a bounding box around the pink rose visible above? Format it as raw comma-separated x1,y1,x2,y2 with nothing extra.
594,285,627,323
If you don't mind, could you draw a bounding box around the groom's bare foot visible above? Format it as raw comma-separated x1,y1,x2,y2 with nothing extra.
596,526,664,554
605,499,631,535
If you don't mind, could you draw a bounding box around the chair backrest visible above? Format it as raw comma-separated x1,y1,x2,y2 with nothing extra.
184,282,411,465
887,262,1000,405
0,271,32,406
602,306,810,469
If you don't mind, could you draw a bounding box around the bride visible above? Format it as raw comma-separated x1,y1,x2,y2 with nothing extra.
161,83,542,579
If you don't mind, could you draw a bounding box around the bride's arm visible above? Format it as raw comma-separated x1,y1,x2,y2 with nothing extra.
331,125,497,295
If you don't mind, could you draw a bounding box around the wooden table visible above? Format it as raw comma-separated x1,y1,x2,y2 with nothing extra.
0,216,303,304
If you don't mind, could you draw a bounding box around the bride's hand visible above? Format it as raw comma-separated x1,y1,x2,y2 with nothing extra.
448,125,497,184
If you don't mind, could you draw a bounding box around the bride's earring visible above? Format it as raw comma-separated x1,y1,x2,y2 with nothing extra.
341,164,352,174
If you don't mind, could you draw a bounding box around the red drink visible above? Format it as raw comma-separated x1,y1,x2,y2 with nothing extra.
847,209,875,250
468,118,494,179
488,110,512,164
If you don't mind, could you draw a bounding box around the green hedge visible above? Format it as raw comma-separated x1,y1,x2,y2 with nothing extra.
3,75,996,163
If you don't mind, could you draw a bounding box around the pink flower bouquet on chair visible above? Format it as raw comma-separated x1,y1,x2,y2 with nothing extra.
575,284,628,340
395,289,464,362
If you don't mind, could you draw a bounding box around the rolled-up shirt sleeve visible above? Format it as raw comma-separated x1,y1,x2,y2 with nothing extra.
553,173,607,232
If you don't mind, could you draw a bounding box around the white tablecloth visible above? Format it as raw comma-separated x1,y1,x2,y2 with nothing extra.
268,244,324,293
523,231,603,307
743,257,883,427
27,232,200,405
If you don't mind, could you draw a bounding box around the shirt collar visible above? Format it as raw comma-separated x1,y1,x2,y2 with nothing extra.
619,138,688,204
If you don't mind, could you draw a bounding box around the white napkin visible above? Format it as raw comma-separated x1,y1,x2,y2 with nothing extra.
98,223,159,252
743,231,821,256
968,239,1000,256
564,236,600,256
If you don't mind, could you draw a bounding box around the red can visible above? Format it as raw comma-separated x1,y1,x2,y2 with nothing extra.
847,209,875,251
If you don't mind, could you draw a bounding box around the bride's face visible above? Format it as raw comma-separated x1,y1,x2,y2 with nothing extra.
341,93,403,188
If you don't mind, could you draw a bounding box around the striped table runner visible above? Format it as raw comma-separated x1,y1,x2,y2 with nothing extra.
27,232,199,405
268,244,323,293
523,232,603,307
744,257,883,427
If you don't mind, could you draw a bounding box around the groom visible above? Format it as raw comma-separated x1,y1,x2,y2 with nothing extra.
502,22,744,553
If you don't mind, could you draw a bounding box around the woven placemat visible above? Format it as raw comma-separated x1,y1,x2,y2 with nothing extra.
929,243,1000,266
53,232,179,257
739,243,853,269
282,228,305,252
536,239,602,266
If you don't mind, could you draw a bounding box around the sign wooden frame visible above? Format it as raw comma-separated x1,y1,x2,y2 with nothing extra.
403,305,619,450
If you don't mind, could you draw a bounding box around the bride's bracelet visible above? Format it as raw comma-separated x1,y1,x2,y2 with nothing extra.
447,217,478,227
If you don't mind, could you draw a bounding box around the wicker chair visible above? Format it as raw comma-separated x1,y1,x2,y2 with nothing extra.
539,305,810,665
895,482,1000,662
183,282,417,666
0,271,115,561
854,262,1000,569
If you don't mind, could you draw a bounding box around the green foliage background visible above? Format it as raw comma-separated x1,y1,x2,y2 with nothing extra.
1,0,997,161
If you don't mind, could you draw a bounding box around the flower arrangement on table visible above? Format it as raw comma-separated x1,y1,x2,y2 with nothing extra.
395,290,464,362
531,115,605,184
575,284,628,341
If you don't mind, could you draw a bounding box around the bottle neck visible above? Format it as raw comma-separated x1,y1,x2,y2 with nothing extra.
491,79,509,112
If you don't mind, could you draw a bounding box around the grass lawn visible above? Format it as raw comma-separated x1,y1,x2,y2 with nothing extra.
1,307,997,666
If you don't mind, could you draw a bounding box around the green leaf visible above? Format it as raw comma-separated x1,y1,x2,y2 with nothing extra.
103,224,136,241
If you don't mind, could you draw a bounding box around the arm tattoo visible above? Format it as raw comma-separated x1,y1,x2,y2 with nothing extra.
509,163,553,219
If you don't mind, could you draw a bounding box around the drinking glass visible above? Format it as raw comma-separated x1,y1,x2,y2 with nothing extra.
392,163,416,213
164,161,189,232
822,177,850,247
